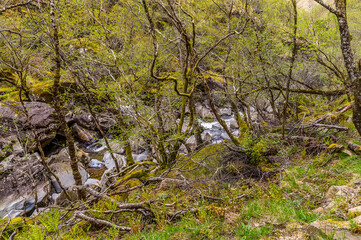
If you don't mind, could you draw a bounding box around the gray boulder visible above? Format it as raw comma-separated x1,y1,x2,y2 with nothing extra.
88,159,103,168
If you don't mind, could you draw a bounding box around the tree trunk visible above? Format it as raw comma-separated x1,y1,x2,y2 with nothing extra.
314,0,361,135
50,0,85,200
334,1,361,135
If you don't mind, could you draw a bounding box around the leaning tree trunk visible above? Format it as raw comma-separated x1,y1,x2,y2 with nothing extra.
314,0,361,135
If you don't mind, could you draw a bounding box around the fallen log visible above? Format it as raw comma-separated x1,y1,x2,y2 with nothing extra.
346,140,361,154
301,123,349,131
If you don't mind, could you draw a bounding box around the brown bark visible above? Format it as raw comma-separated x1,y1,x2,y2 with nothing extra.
314,0,361,136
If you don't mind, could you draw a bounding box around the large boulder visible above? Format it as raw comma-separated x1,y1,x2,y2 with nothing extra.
0,102,59,153
48,148,88,191
50,162,88,190
68,111,116,132
0,153,50,218
72,123,99,142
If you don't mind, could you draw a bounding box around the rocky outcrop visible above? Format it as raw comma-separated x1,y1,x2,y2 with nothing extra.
0,102,60,153
313,185,359,214
0,153,50,218
0,147,92,219
309,182,361,239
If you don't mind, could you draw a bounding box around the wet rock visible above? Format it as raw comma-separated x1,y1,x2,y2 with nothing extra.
47,148,70,165
232,130,239,137
2,210,23,219
47,148,88,189
202,132,212,143
76,149,91,167
88,159,103,168
185,135,197,153
50,162,88,189
221,132,230,140
196,103,213,120
86,141,107,153
51,178,62,194
178,144,188,155
48,148,90,168
51,193,60,203
0,102,59,152
108,140,124,154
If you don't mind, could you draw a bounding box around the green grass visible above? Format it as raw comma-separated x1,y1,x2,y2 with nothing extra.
235,223,273,240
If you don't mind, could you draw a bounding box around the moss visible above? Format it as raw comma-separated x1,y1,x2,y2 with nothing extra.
116,169,149,186
0,216,36,235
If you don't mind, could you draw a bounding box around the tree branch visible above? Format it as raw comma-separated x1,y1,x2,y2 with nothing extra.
313,0,342,16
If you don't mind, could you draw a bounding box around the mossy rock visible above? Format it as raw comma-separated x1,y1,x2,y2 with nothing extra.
111,178,143,197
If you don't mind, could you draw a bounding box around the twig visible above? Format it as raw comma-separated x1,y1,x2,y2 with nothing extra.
236,194,247,199
74,211,131,231
0,219,11,237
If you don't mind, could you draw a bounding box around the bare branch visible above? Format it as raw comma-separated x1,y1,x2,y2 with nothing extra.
74,211,131,231
0,0,35,13
313,0,342,16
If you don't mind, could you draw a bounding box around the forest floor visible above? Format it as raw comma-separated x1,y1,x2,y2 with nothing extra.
5,138,359,240
0,131,361,240
116,143,361,240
